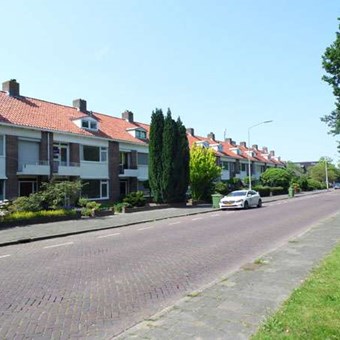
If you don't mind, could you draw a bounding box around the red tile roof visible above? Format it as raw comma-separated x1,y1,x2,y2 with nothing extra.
0,91,149,145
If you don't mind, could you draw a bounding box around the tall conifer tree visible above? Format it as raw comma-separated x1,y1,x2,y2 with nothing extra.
149,108,164,203
174,117,190,201
161,109,177,202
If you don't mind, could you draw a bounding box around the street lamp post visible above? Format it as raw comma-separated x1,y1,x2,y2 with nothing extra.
325,158,329,190
247,120,273,190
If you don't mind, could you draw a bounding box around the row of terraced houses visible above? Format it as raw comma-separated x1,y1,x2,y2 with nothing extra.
0,79,285,202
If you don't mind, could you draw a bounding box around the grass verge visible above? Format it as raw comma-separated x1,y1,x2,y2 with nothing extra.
252,243,340,339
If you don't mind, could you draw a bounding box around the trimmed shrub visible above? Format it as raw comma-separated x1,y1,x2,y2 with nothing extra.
270,186,286,195
214,182,228,195
3,209,77,222
123,191,146,207
113,202,130,213
253,185,271,197
307,179,324,191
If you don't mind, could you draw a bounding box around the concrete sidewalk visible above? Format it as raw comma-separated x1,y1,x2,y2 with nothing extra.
114,212,340,340
0,191,325,247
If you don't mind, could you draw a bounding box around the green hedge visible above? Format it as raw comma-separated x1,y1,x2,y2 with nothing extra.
2,209,77,223
253,186,287,197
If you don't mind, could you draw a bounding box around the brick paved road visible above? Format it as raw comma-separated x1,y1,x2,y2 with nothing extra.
0,192,339,339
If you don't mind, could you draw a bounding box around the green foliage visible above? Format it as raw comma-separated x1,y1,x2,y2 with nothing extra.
252,243,340,339
189,145,222,201
213,181,228,195
148,108,190,203
321,18,340,144
174,117,190,202
161,109,178,202
308,159,338,184
307,178,324,190
297,174,309,191
226,178,244,191
3,209,76,222
10,194,43,212
285,161,305,180
78,198,101,217
123,191,146,207
40,179,82,209
260,168,291,189
113,202,129,213
148,108,164,203
253,185,271,197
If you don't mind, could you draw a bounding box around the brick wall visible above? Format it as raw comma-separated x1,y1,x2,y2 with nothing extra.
6,135,19,199
108,141,120,202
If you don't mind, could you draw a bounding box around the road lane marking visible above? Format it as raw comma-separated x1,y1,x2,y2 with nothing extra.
0,254,11,259
138,226,153,231
43,242,74,249
192,217,203,221
97,232,120,239
169,221,181,225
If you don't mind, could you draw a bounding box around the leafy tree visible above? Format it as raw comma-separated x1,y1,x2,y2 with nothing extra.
321,18,340,151
189,145,221,201
148,108,164,203
260,168,291,190
40,179,82,208
174,117,190,202
161,109,178,202
308,158,338,184
285,161,305,180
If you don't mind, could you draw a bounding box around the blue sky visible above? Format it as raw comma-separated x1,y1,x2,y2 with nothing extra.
1,0,339,162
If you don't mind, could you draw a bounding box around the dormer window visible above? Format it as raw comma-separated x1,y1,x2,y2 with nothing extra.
136,130,147,139
127,127,147,139
73,116,98,131
210,143,223,152
81,119,98,131
230,148,241,155
196,141,209,148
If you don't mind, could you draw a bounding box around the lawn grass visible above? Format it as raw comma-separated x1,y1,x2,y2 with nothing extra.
252,243,340,340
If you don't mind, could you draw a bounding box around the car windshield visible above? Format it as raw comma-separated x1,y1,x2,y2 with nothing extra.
227,191,247,197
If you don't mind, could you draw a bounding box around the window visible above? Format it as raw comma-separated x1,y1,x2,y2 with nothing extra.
136,130,147,139
138,153,148,165
120,152,130,169
221,161,228,170
241,163,247,172
53,143,69,166
19,180,37,197
0,135,4,156
81,119,98,131
82,145,107,162
100,147,107,162
82,180,108,199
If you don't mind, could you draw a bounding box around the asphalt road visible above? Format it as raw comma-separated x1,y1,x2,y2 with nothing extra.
0,191,339,339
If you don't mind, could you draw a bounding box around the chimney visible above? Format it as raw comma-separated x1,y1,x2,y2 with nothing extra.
122,110,134,123
252,144,258,150
73,99,87,113
207,132,215,140
270,150,275,157
225,138,233,144
240,141,247,147
262,146,268,154
2,79,20,96
186,128,194,136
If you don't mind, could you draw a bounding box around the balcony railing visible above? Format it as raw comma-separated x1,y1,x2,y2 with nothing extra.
18,161,50,175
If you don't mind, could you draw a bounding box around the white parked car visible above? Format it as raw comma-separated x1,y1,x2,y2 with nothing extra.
219,190,262,209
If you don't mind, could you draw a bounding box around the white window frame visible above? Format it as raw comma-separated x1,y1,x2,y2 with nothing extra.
82,179,109,200
82,145,107,162
53,143,69,166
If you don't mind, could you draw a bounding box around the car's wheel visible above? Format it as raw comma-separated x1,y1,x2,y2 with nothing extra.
243,201,249,209
257,199,262,208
